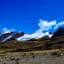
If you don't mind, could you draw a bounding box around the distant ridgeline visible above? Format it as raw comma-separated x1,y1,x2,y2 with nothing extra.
52,28,64,38
0,32,24,42
0,28,64,42
43,28,64,50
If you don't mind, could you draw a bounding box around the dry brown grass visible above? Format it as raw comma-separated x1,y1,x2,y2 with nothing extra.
0,49,61,57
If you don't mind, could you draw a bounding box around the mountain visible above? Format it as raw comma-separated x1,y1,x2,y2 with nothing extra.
0,28,64,51
43,28,64,50
28,36,50,41
0,27,64,42
0,32,24,42
8,32,24,41
52,28,64,38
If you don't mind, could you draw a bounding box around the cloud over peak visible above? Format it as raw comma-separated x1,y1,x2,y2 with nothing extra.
2,19,64,41
2,28,15,34
17,19,64,41
17,19,57,41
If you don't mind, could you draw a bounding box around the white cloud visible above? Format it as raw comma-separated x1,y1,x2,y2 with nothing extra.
17,19,64,41
17,19,56,41
54,21,64,29
2,28,15,34
2,19,64,41
38,19,56,32
38,19,56,31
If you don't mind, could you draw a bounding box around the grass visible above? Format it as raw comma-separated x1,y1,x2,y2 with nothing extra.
0,40,48,52
0,37,63,57
0,49,61,58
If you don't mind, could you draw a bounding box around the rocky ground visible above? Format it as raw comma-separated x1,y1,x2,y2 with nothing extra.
0,52,64,64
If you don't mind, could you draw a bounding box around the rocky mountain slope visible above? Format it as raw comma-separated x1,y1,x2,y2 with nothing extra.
0,32,24,42
0,28,64,52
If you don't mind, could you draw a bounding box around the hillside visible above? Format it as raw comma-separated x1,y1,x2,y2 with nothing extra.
0,28,64,53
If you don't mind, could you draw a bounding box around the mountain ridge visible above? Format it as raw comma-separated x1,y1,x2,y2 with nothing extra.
0,27,64,42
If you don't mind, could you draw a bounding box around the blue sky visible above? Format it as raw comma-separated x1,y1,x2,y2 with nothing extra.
0,0,64,34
